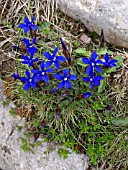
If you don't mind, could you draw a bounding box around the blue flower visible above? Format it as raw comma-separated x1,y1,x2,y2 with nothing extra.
22,53,39,67
82,51,103,74
18,16,37,34
23,37,37,54
83,71,104,89
44,46,66,70
32,60,54,83
103,53,118,68
20,69,37,90
54,69,77,89
12,73,20,80
83,92,92,98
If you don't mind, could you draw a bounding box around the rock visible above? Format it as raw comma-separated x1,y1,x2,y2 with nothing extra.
78,33,91,45
55,0,128,48
0,80,89,170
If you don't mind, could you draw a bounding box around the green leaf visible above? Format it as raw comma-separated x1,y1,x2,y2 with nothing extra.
111,118,128,127
98,78,106,93
115,56,123,68
97,48,114,55
74,48,90,57
106,67,117,73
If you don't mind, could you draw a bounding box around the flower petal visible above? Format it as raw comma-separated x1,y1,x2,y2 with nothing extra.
32,58,39,63
68,74,77,80
56,56,66,62
54,73,63,80
60,38,67,50
42,75,49,83
31,16,36,22
24,27,30,34
44,52,53,60
22,61,29,64
58,81,65,89
83,92,92,98
63,69,69,77
86,66,93,74
82,58,91,64
34,74,41,82
24,82,30,90
18,23,26,28
54,61,60,70
53,46,58,57
104,53,109,62
31,81,36,88
65,81,71,89
23,38,30,46
26,69,30,78
96,59,104,65
91,51,97,62
90,81,94,89
32,69,40,74
95,65,102,74
47,68,54,73
24,16,29,24
20,77,28,82
32,37,36,44
22,54,29,60
45,61,52,68
83,77,90,82
40,61,45,71
31,24,38,31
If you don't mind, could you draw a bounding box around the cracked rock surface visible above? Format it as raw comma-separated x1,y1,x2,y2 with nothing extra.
55,0,128,48
0,80,88,170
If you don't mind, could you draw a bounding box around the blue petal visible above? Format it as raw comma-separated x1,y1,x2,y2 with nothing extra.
63,69,69,77
47,68,54,73
31,24,38,31
45,61,53,68
54,61,60,70
56,56,66,62
54,73,63,80
109,59,118,66
12,73,19,80
32,37,36,44
42,75,49,83
22,54,29,61
58,81,65,89
90,81,94,89
91,51,97,62
40,61,45,71
26,69,30,78
18,23,26,28
34,75,41,82
31,16,36,22
95,65,102,74
24,27,30,34
96,59,104,65
82,58,91,64
86,66,93,74
32,58,39,63
60,38,67,50
24,82,30,90
83,77,90,82
104,53,109,62
65,81,71,89
20,77,28,82
23,38,30,46
32,69,40,74
83,92,92,98
22,61,29,64
68,75,77,80
93,76,104,86
24,16,29,24
31,81,36,89
53,46,58,57
44,52,53,60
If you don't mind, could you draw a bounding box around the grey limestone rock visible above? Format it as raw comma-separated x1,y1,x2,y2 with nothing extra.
0,80,88,170
55,0,128,48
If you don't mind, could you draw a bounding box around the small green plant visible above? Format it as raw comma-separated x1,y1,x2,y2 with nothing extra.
7,15,127,169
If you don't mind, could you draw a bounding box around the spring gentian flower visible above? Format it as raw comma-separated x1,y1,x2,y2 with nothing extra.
54,69,77,89
83,92,92,98
20,69,36,90
82,51,103,74
22,53,39,67
23,37,37,54
12,73,20,80
83,71,104,89
32,60,54,83
44,46,66,70
18,16,37,34
103,53,118,68
60,38,67,50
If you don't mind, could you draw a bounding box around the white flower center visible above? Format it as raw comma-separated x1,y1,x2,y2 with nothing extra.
29,79,32,82
90,78,93,81
64,77,67,81
91,63,95,66
42,72,45,75
53,57,56,61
